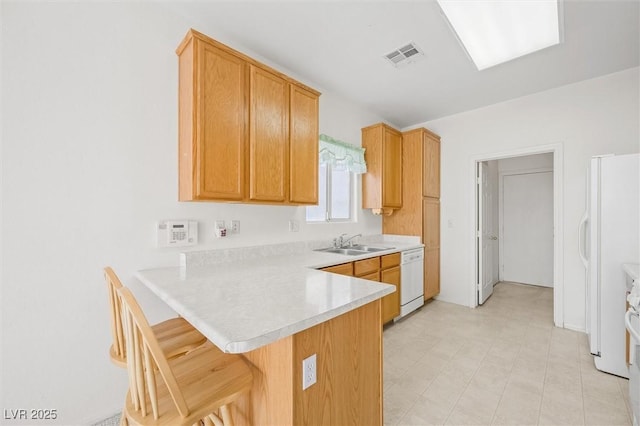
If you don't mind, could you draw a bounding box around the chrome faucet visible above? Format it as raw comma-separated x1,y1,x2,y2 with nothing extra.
333,233,348,248
338,233,362,248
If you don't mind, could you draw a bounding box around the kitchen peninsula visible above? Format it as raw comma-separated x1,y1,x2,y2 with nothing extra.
135,237,422,425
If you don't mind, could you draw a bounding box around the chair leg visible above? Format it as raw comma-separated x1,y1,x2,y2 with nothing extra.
119,404,129,426
119,413,128,426
220,405,233,426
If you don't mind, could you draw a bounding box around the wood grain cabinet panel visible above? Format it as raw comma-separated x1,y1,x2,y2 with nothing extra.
319,254,400,325
380,265,401,324
176,29,320,205
321,262,353,276
382,127,403,208
424,248,440,300
423,134,440,198
380,253,401,324
359,271,380,282
382,127,442,301
381,253,401,269
354,257,381,277
249,65,289,202
289,85,319,204
362,123,403,214
177,35,247,201
423,198,440,249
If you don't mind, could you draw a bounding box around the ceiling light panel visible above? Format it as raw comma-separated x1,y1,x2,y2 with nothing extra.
437,0,561,70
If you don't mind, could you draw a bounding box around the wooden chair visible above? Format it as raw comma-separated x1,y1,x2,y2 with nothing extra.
105,267,207,367
117,286,253,426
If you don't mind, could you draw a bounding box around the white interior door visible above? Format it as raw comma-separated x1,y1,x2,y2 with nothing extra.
502,171,554,286
478,162,494,304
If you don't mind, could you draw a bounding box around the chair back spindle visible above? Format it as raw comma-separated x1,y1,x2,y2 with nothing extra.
105,267,126,365
118,287,191,420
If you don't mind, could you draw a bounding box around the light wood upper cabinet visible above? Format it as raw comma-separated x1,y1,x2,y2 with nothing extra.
289,85,319,204
176,29,320,205
383,128,403,208
178,33,247,201
249,66,289,202
423,131,440,198
362,123,403,214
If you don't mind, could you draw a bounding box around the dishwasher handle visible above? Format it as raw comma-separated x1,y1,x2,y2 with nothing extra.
401,248,424,264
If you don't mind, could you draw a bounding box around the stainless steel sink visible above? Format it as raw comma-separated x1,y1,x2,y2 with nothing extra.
349,245,394,252
314,245,395,255
317,248,368,256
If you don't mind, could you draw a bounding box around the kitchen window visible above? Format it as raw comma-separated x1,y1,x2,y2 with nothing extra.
306,134,366,223
306,163,353,222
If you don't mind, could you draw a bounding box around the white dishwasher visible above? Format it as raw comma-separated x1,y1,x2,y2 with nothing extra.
398,248,424,319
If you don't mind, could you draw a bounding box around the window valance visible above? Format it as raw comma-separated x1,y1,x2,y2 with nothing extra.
318,134,367,174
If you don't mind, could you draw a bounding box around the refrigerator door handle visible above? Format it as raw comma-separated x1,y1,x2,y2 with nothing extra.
579,211,589,268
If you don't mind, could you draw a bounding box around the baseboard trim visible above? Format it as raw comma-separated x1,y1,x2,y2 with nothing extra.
563,323,586,333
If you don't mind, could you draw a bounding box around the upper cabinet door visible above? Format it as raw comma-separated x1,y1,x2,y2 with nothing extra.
362,123,403,213
179,38,247,201
382,127,403,209
249,65,289,202
178,29,320,205
289,85,319,204
423,134,440,199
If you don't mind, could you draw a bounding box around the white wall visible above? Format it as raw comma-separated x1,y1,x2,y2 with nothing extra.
409,67,639,331
1,3,387,424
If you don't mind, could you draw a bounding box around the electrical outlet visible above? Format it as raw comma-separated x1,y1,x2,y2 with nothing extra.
231,220,240,234
289,219,300,232
302,354,316,390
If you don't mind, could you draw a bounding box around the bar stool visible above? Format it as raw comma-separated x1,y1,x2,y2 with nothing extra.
117,286,253,426
105,267,207,367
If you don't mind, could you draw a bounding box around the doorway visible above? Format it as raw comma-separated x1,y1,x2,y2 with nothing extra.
501,167,554,286
471,144,564,327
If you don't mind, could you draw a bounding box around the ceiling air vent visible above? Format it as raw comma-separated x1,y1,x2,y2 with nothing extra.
384,42,425,68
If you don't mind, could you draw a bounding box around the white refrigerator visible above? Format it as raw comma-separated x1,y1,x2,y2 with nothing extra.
580,153,639,378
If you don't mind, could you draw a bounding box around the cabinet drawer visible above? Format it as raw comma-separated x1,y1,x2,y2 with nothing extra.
321,262,353,276
358,271,380,281
381,253,401,269
354,257,380,276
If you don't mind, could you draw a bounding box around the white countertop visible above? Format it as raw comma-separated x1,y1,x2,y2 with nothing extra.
136,238,422,354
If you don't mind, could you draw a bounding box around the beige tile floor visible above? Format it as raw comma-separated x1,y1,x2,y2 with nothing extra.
383,281,633,426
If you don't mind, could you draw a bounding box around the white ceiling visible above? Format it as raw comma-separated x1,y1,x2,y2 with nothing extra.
174,1,639,128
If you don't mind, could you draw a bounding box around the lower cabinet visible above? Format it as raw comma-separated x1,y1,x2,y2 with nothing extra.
321,253,401,325
321,262,353,276
424,248,440,300
380,254,401,324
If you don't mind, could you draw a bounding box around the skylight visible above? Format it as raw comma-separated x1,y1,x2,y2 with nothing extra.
437,0,561,70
